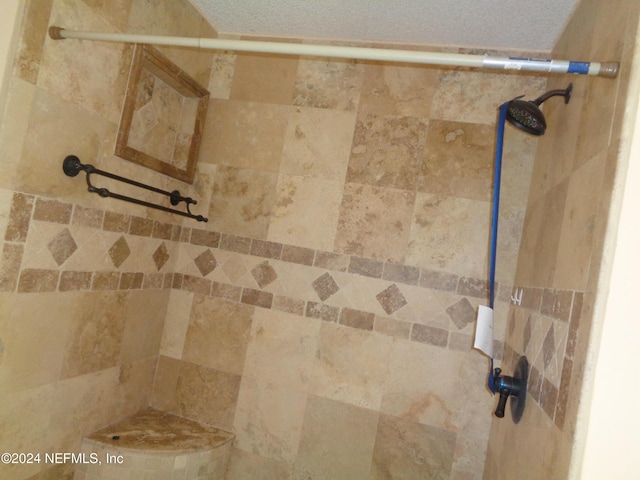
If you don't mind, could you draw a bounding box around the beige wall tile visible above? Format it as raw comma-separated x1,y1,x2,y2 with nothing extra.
431,71,547,125
359,63,439,117
200,100,289,172
420,119,494,201
0,292,74,391
225,448,293,480
407,193,489,277
293,58,364,111
294,395,379,480
182,295,253,375
309,322,393,410
335,182,415,263
0,78,35,190
233,377,307,463
348,114,428,191
370,413,457,479
268,174,343,251
231,52,298,104
280,106,356,181
118,289,169,364
159,289,193,358
242,308,320,390
60,290,128,379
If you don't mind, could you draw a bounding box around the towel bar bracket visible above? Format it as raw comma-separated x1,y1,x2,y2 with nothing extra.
62,155,208,222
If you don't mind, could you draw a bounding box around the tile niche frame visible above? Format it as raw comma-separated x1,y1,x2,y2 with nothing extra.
115,44,209,184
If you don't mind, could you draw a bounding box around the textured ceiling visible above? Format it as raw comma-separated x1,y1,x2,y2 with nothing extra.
189,0,580,52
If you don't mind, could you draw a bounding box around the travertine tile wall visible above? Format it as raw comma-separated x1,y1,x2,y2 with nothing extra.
151,34,548,480
0,0,215,479
0,1,577,480
484,1,640,479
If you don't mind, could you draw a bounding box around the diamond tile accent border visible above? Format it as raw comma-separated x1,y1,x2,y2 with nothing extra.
194,249,217,277
312,272,340,301
47,228,77,266
376,284,407,315
153,242,171,271
108,236,131,268
3,192,582,360
504,285,583,428
251,261,277,288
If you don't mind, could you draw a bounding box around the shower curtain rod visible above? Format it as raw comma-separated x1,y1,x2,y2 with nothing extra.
49,26,619,78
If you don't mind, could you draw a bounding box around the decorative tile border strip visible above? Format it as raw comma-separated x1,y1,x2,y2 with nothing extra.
502,286,584,431
1,191,513,356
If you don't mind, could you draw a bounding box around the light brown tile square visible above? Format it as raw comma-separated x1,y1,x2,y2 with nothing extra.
182,295,253,375
293,395,379,480
359,63,439,117
335,183,415,263
233,377,307,463
200,100,289,172
419,119,494,201
242,308,320,390
293,58,364,111
231,52,299,104
280,107,356,181
60,291,127,379
407,193,489,277
268,174,343,251
209,166,278,239
347,114,428,190
118,290,169,364
370,414,456,480
309,323,392,410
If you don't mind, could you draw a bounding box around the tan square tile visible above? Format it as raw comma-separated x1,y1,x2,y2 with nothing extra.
293,395,379,480
430,71,547,125
118,290,169,364
231,52,298,104
200,100,289,172
293,58,364,111
280,107,356,181
334,183,415,263
370,414,456,479
225,448,293,480
419,119,494,201
209,166,279,239
182,295,253,375
159,290,194,358
233,378,307,463
0,293,74,391
406,193,489,277
242,308,320,390
268,174,343,251
359,63,439,117
41,1,131,123
309,323,392,410
60,291,128,379
347,114,428,190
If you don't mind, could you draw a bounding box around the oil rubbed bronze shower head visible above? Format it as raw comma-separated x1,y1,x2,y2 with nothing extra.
506,83,573,136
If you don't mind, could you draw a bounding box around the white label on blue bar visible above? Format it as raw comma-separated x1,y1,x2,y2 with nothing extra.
474,305,494,358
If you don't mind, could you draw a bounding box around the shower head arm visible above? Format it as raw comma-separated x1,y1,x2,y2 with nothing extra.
532,84,573,105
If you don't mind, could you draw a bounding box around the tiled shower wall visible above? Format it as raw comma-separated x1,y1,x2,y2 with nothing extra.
0,0,216,479
484,0,640,479
0,1,563,480
152,31,548,480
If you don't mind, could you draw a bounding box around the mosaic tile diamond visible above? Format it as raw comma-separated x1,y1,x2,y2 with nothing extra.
312,272,340,301
152,242,170,271
194,249,217,277
108,236,131,268
251,261,278,288
376,284,408,315
47,227,77,266
445,297,476,330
